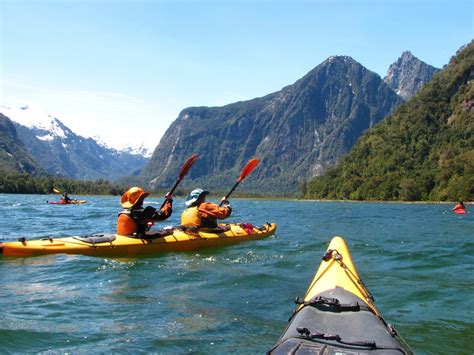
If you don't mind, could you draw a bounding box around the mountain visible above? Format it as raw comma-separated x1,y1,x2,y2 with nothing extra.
0,113,42,175
141,56,404,195
0,106,149,181
306,41,474,201
384,51,441,100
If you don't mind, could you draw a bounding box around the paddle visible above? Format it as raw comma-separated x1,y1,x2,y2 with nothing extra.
52,187,78,203
160,153,200,209
220,158,260,206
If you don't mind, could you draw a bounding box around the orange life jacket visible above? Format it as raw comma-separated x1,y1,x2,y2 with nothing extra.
117,210,137,235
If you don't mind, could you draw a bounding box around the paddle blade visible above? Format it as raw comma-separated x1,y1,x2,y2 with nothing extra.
238,158,260,182
178,154,200,180
53,188,62,194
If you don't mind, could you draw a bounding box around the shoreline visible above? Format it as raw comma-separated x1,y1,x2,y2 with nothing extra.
0,192,470,205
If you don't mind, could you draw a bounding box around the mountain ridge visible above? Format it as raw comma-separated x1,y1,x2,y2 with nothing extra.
306,41,473,201
0,113,43,175
0,106,150,181
141,55,405,195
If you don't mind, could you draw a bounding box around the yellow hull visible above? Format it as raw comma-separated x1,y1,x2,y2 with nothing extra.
302,236,379,315
1,223,276,258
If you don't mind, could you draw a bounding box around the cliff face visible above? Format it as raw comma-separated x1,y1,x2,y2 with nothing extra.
142,56,403,195
384,51,441,100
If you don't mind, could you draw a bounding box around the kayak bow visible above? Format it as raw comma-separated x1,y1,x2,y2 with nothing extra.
268,236,413,354
0,222,276,258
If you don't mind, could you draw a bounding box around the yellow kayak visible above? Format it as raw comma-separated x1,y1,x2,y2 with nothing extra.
0,223,276,258
268,236,413,354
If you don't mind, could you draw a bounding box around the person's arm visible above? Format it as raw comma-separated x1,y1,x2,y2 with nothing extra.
158,199,173,219
198,202,232,219
140,199,173,222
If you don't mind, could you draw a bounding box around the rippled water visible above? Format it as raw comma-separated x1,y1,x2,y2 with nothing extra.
0,194,473,354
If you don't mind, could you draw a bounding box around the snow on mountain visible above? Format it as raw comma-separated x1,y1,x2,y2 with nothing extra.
0,104,154,157
0,104,150,180
0,104,52,130
122,144,154,158
93,135,154,158
0,104,68,140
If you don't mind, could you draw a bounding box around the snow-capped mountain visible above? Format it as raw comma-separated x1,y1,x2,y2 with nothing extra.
0,105,150,180
93,135,153,158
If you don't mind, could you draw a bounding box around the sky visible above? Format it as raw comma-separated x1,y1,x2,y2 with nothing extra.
1,0,472,151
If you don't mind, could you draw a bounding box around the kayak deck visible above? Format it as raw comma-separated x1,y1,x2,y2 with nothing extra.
268,236,413,354
0,223,276,258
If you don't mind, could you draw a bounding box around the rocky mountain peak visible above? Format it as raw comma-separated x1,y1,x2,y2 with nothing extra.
384,51,440,100
141,55,403,195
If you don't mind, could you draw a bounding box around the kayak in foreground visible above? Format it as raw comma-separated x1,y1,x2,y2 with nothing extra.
47,199,87,205
0,222,276,258
268,236,413,354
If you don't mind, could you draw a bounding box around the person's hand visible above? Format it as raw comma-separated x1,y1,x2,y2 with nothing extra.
220,197,230,206
164,192,173,200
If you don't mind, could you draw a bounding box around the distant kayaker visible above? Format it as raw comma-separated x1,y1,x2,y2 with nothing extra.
452,201,466,213
61,191,72,203
117,187,173,236
181,188,232,229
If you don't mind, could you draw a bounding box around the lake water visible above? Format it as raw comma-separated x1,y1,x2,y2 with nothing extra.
0,194,472,354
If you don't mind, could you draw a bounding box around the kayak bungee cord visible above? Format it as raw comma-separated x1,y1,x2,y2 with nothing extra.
323,248,378,313
295,326,407,353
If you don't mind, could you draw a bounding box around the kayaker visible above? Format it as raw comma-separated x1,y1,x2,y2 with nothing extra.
181,188,232,229
117,187,173,236
452,201,466,212
61,191,72,203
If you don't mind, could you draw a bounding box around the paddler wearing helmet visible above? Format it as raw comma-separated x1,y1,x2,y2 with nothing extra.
117,187,173,236
181,188,231,229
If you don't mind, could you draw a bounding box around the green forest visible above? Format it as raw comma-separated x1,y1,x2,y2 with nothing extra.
306,42,474,201
0,171,124,195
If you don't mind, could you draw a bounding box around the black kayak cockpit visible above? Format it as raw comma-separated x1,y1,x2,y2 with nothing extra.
73,234,116,244
268,288,411,354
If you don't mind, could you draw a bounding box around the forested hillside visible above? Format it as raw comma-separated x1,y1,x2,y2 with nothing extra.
306,41,473,201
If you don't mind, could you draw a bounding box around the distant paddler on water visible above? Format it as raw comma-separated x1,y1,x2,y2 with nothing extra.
47,188,87,204
452,200,467,214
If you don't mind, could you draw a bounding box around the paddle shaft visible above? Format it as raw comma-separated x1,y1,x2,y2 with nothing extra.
219,158,260,206
220,181,240,206
160,154,199,209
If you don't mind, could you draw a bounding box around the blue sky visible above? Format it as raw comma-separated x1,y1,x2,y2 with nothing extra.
1,0,472,150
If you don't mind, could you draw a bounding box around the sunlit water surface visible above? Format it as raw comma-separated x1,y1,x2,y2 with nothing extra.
0,194,472,354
